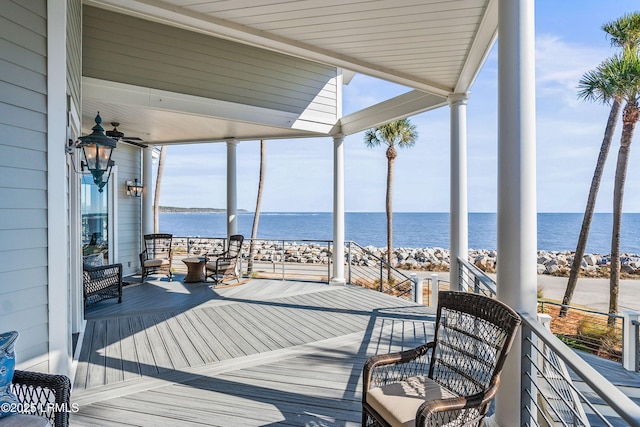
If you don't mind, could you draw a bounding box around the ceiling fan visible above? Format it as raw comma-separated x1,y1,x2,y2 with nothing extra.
106,122,144,143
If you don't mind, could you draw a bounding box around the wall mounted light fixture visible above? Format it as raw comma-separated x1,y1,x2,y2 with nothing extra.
126,179,144,197
67,113,117,192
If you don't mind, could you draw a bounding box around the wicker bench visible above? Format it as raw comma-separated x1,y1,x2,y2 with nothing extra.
83,262,123,307
9,370,71,427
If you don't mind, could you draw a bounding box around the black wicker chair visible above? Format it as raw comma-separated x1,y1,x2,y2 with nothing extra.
140,233,173,282
83,262,123,307
362,291,521,427
10,370,71,427
205,234,244,285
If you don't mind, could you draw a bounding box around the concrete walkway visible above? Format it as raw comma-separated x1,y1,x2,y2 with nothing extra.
414,270,640,313
537,275,640,313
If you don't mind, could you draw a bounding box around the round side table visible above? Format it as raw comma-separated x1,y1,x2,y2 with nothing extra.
182,257,206,283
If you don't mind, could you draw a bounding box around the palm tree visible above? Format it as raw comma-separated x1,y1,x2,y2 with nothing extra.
247,140,266,274
364,118,418,274
607,53,640,325
574,54,640,325
153,145,167,233
562,12,640,317
561,70,622,316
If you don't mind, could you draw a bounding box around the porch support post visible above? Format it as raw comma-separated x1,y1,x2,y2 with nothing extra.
449,92,469,292
47,0,70,376
330,134,346,285
226,139,238,238
142,146,154,236
495,0,538,426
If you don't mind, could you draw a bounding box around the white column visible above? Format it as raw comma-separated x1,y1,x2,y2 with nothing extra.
449,93,469,292
495,1,538,426
226,139,238,238
330,134,346,285
47,0,70,376
142,146,154,236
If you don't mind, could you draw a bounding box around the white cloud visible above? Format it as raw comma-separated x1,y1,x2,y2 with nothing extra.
535,35,611,108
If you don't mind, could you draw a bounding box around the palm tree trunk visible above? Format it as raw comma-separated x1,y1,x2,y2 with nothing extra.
153,146,167,233
386,149,395,282
248,140,266,274
609,108,637,327
561,99,621,317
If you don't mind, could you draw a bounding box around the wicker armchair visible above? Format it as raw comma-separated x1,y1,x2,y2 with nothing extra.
362,291,521,427
10,370,71,427
205,234,244,285
83,262,123,307
140,233,173,282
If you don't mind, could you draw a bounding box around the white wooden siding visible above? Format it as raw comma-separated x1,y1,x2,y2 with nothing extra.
66,0,82,111
0,0,49,369
111,144,142,277
82,6,338,121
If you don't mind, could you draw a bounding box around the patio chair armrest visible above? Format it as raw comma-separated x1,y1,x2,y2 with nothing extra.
416,377,501,425
363,341,434,392
139,248,148,263
11,370,71,427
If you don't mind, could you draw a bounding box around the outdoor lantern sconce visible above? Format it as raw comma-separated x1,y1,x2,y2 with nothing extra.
126,179,144,197
67,113,117,192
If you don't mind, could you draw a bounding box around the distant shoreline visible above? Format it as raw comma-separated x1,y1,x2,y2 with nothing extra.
159,206,248,213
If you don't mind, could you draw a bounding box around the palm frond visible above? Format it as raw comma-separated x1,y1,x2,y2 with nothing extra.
603,12,640,53
578,53,640,105
364,118,418,149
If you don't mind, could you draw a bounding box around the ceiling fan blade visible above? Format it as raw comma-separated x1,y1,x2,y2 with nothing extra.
106,129,124,138
122,137,143,141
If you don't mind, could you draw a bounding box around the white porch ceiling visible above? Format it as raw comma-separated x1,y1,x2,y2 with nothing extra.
82,0,498,145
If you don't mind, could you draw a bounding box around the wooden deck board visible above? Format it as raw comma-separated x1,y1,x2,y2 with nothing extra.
230,303,294,350
182,309,234,361
140,314,174,373
195,306,255,358
85,319,106,389
73,278,638,426
172,310,218,364
104,318,123,385
129,315,159,378
118,317,140,382
73,279,432,425
73,319,94,389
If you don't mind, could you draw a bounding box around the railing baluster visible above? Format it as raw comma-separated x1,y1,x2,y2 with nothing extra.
348,241,352,285
327,241,331,284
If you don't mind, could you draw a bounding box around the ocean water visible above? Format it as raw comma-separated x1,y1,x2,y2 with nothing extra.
159,212,640,255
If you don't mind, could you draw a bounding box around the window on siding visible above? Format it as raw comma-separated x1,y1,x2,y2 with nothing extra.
81,175,109,263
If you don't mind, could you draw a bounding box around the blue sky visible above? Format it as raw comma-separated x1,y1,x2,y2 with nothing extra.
156,1,640,213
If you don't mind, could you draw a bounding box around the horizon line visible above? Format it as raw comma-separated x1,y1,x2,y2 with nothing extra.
161,209,637,214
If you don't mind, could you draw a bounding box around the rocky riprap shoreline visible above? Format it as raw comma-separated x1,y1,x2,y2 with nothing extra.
173,237,640,277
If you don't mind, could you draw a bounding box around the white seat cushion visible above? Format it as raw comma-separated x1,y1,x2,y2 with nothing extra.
366,375,457,427
144,258,170,267
205,261,231,270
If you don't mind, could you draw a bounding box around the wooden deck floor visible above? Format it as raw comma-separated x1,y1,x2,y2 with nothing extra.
71,277,436,426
